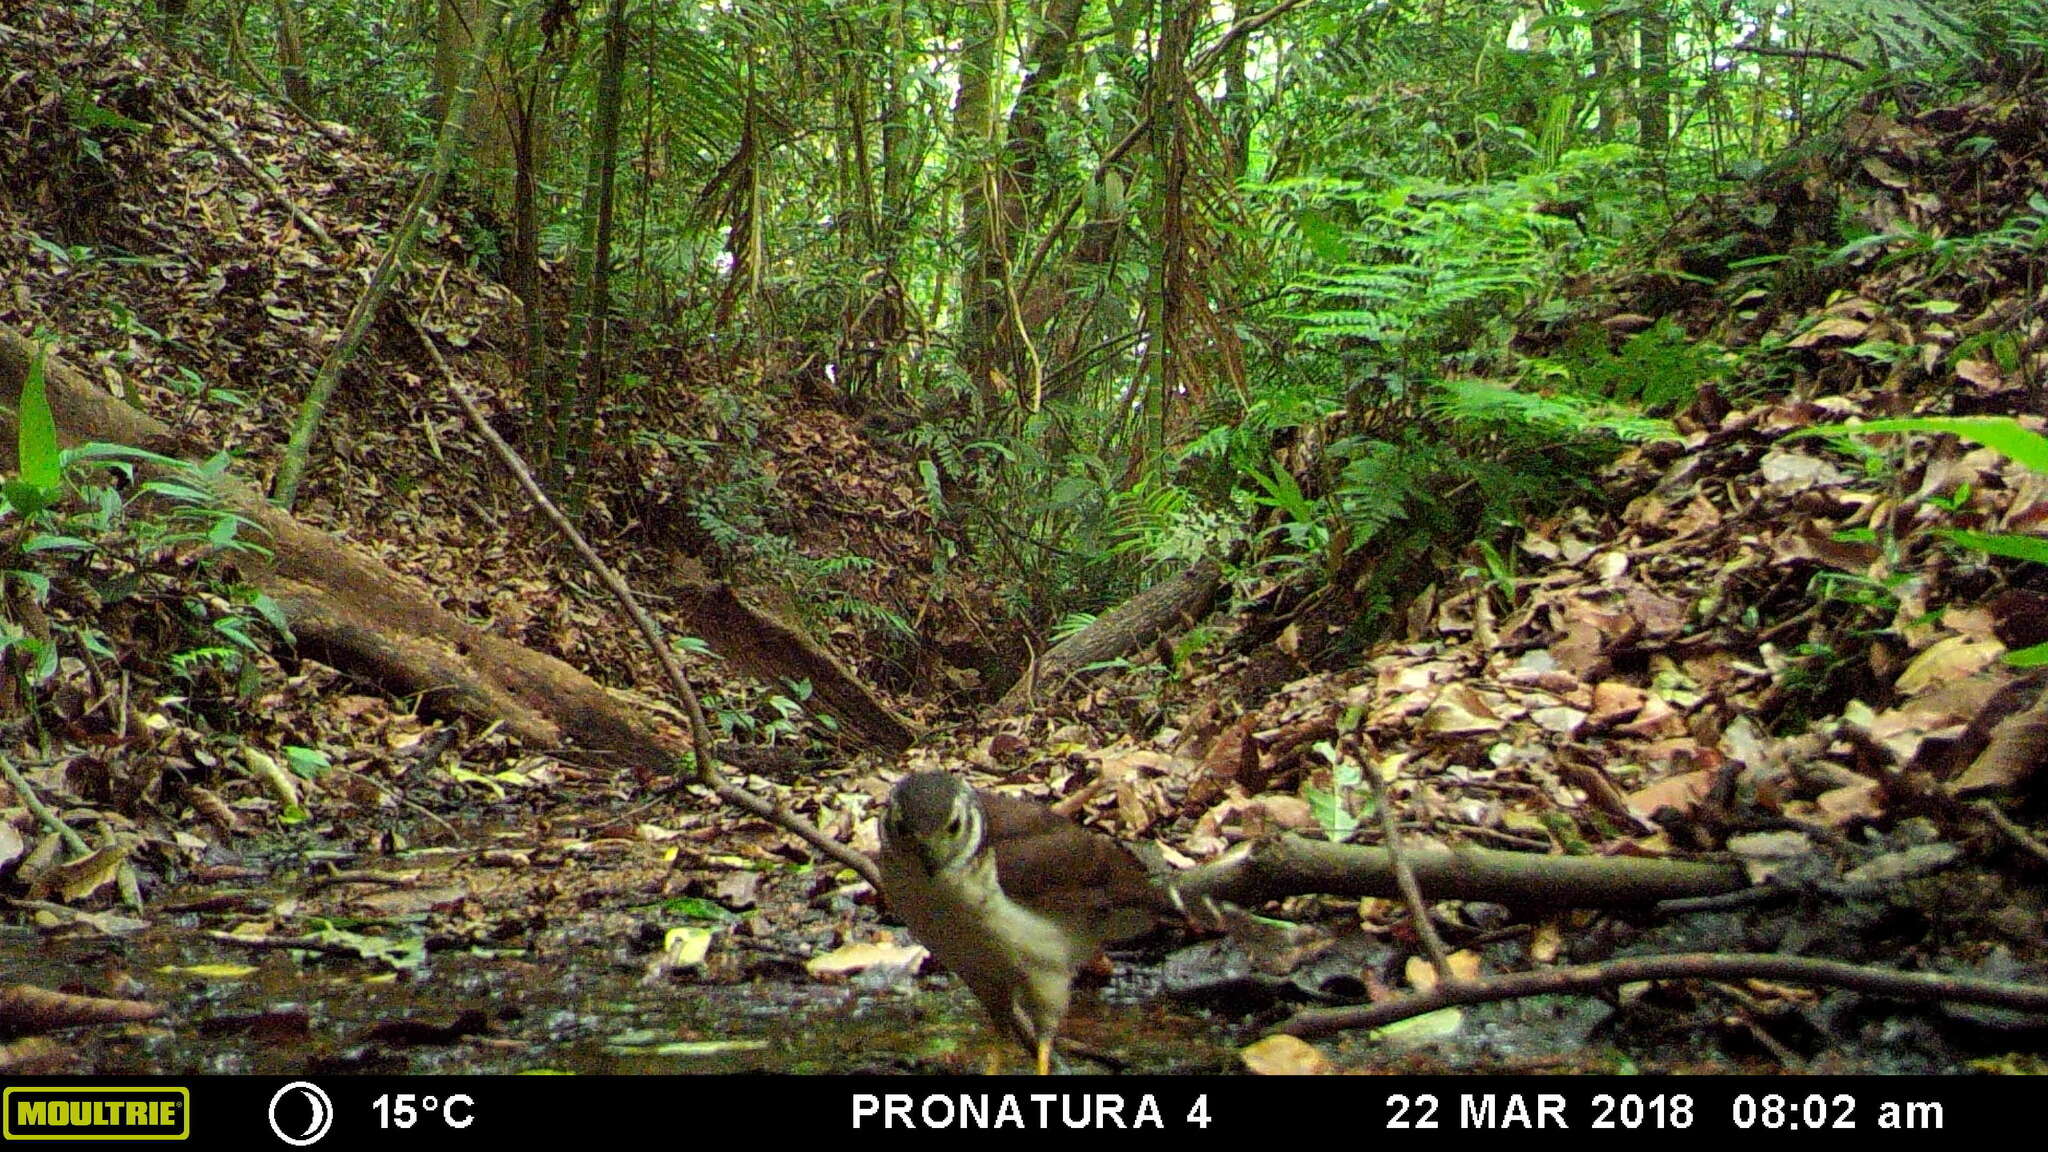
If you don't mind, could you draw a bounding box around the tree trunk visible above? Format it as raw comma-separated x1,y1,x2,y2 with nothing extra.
508,50,549,465
0,329,678,777
1636,6,1671,153
429,0,515,203
1219,0,1252,180
1591,9,1621,142
270,0,314,112
953,0,1002,407
429,0,484,126
557,0,629,514
272,1,500,509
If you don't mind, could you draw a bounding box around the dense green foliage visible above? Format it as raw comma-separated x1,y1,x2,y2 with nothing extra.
174,0,2038,636
2,343,288,727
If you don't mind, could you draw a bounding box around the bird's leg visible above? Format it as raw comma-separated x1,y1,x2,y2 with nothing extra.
1009,999,1050,1075
1166,883,1232,933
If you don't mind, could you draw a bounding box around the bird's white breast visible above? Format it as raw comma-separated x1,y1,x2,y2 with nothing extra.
880,848,1080,993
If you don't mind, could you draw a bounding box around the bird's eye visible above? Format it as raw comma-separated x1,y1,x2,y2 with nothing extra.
946,815,963,836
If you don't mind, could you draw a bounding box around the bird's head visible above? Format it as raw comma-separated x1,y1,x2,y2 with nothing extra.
882,772,985,877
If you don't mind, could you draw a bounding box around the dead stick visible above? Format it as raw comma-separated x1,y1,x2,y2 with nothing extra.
0,752,90,857
170,104,335,248
201,930,380,958
1974,801,2048,866
1357,738,1452,980
1277,951,2048,1037
409,316,881,888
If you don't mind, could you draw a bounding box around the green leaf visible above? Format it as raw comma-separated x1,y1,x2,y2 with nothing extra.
1247,466,1319,526
4,344,61,516
241,590,294,642
136,481,214,505
1943,529,2048,567
26,636,57,683
67,442,188,469
1305,741,1364,842
14,344,60,489
1295,209,1350,263
662,897,736,922
2006,642,2048,668
2,480,53,517
214,616,261,651
1791,417,2048,475
283,745,332,780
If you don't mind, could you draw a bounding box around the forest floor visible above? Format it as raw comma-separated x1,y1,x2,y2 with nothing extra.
2,4,2046,1076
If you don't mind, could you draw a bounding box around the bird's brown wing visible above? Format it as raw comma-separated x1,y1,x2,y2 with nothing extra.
976,789,1176,945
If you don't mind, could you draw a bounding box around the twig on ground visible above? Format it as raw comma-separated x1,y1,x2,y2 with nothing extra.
409,315,882,888
1277,951,2048,1037
0,752,90,857
1356,737,1453,981
1975,801,2048,866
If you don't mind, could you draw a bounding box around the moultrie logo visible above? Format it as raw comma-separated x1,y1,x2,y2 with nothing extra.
3,1086,189,1140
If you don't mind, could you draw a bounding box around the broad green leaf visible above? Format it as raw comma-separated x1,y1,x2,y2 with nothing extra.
2006,643,2048,668
137,481,214,504
67,442,188,469
1943,529,2048,567
663,896,735,922
243,590,294,641
283,745,332,779
14,344,60,490
1792,416,2048,475
2,479,51,516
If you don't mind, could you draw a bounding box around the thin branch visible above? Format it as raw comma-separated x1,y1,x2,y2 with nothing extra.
201,929,383,958
1019,0,1309,297
1279,951,2048,1037
407,316,882,889
1975,801,2048,866
271,0,511,508
225,0,350,146
0,752,90,857
1167,831,1746,908
1358,739,1452,979
1727,42,1869,72
170,104,334,248
1191,0,1311,76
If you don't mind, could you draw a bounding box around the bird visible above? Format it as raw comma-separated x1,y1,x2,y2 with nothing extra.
876,771,1176,1074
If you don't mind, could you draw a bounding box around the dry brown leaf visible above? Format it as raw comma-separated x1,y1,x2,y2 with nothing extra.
805,937,927,979
1625,768,1716,820
1240,1034,1332,1075
1896,634,2004,695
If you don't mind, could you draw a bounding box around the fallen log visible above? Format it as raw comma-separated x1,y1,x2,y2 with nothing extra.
1167,832,1748,910
994,556,1223,713
666,580,917,751
0,327,910,774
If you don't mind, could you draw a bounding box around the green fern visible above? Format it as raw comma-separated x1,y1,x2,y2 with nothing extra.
1430,377,1675,443
1328,438,1423,548
1793,0,1975,66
